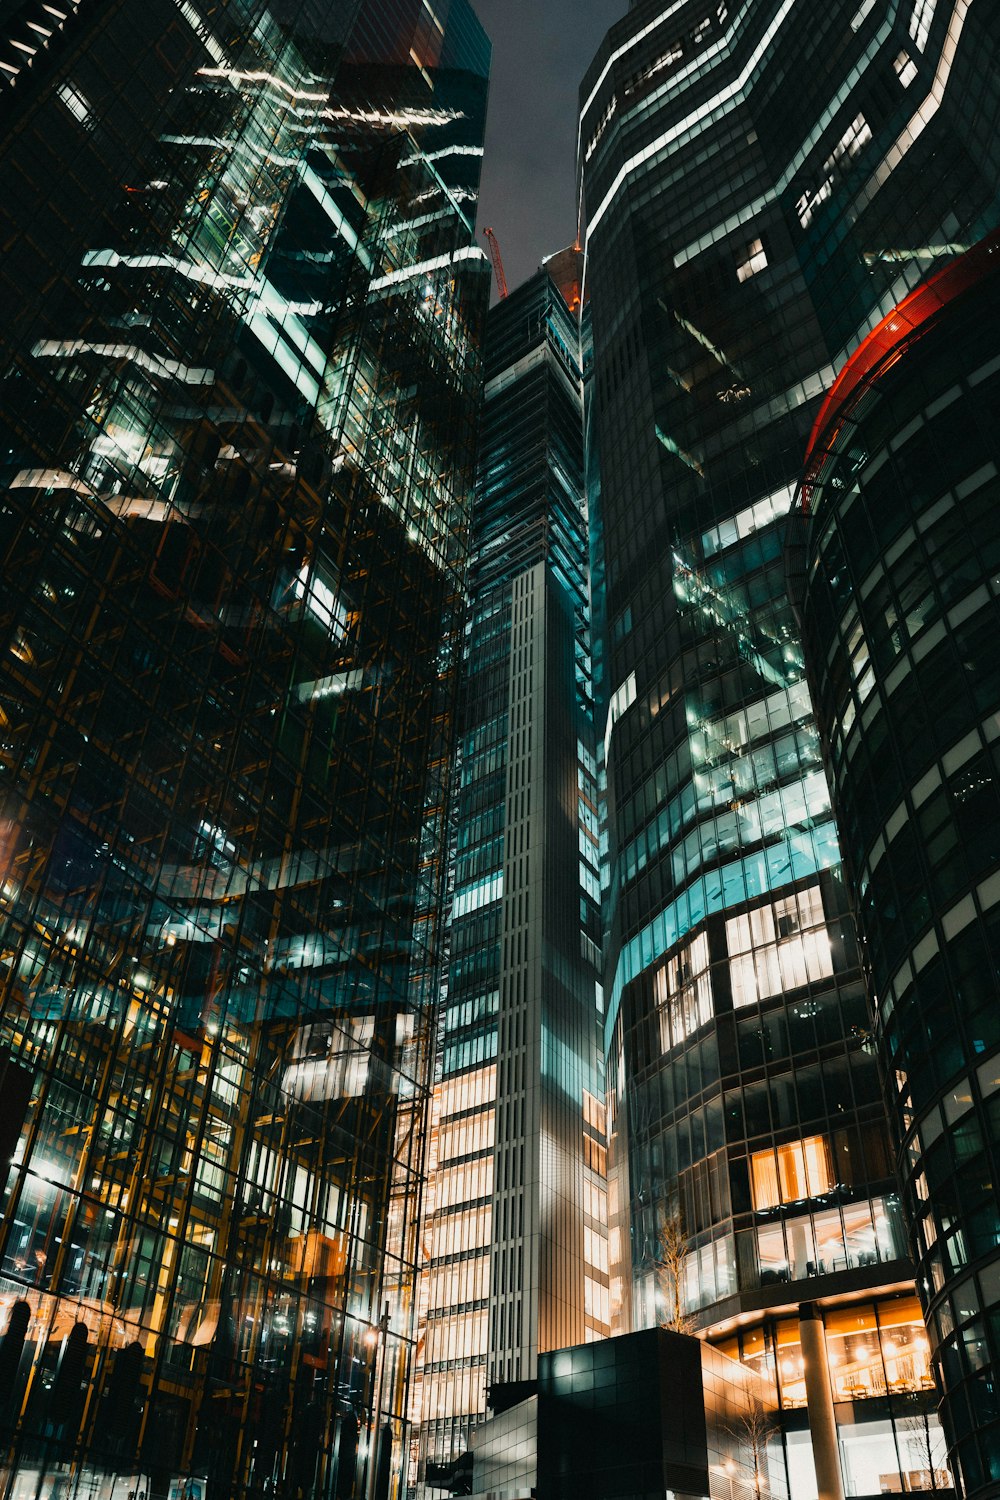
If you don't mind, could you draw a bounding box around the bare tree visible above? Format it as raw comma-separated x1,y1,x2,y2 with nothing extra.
899,1402,950,1492
724,1394,779,1500
655,1200,695,1334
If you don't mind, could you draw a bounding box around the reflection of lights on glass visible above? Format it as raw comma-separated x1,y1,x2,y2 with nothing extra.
364,1328,378,1348
32,1160,68,1187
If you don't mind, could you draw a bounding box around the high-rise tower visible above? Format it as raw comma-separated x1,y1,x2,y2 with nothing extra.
791,230,1000,1500
416,253,608,1487
579,0,999,1494
0,3,490,1498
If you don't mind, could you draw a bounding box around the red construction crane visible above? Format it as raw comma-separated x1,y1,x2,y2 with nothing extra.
482,226,509,299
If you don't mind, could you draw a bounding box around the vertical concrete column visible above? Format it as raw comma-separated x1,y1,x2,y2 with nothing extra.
790,1221,809,1280
798,1302,845,1500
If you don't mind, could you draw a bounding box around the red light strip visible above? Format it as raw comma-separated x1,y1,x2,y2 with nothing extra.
801,228,1000,510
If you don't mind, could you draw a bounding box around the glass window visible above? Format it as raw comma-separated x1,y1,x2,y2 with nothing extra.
728,886,833,1007
655,931,712,1050
750,1136,833,1208
736,238,768,282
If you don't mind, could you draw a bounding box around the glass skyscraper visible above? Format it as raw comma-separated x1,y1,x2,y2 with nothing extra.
0,3,490,1500
415,252,608,1488
579,0,999,1494
791,229,1000,1498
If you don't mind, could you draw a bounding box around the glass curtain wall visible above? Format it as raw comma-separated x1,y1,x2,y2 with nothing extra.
790,240,1000,1496
578,0,999,1491
0,3,490,1499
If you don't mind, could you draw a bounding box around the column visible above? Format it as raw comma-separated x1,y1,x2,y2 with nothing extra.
798,1302,845,1500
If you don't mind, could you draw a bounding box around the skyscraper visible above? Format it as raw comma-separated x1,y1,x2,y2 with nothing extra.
790,228,1000,1499
579,0,999,1493
0,3,490,1498
415,252,608,1487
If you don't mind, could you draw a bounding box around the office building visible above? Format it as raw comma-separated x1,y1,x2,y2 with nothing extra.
470,1327,777,1500
790,229,1000,1498
415,253,608,1488
579,0,999,1494
0,2,490,1499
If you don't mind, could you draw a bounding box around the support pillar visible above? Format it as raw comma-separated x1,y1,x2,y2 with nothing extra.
798,1302,845,1500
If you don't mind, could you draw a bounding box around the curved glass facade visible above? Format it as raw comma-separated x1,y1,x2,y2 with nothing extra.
578,0,1000,1491
792,236,1000,1498
0,3,490,1498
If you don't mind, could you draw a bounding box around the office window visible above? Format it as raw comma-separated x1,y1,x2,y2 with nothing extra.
751,1135,834,1208
655,931,712,1051
893,49,918,86
736,238,768,282
727,885,833,1007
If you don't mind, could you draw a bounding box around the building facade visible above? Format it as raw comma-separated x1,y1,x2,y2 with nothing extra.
579,0,999,1494
0,3,490,1499
791,230,1000,1498
470,1327,778,1500
415,255,608,1487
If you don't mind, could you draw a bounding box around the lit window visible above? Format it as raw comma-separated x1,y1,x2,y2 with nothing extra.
584,1178,607,1221
736,237,768,282
681,1234,737,1311
585,96,616,163
893,49,918,86
584,1226,609,1274
832,113,873,164
751,1136,834,1209
624,40,683,97
452,870,503,917
909,0,937,50
579,860,601,902
424,1309,488,1365
584,1276,610,1324
797,115,872,227
797,179,833,229
436,1155,494,1210
57,82,92,125
727,885,833,1007
437,1110,495,1163
604,670,636,757
438,1064,497,1117
655,931,712,1050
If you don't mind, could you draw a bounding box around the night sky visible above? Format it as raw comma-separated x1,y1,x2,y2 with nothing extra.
470,0,623,294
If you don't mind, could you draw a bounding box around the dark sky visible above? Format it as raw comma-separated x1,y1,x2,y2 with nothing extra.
470,0,623,294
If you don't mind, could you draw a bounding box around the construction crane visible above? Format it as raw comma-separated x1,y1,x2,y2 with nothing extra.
482,226,509,299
